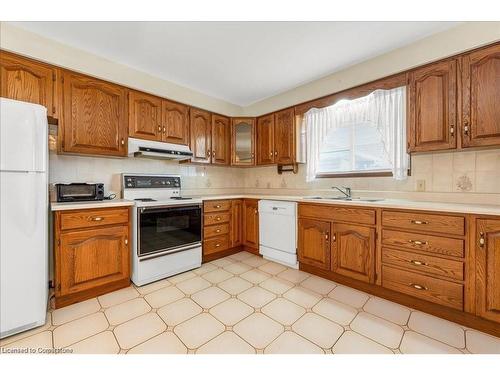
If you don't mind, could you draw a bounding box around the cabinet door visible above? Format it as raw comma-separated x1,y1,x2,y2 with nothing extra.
58,225,129,296
298,218,331,270
162,99,189,145
128,90,162,141
461,44,500,148
0,51,58,117
256,114,275,165
475,218,500,323
190,108,212,163
331,223,375,283
408,60,457,152
274,108,296,164
62,71,128,156
243,199,259,249
231,199,243,247
211,114,231,165
231,118,256,166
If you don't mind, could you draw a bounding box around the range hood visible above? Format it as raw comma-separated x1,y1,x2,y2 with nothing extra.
128,137,193,161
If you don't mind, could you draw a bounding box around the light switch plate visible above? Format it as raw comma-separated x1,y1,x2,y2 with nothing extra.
416,179,426,192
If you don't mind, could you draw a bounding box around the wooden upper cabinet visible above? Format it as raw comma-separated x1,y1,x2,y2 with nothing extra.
274,108,296,164
256,114,275,165
128,90,161,141
61,71,128,156
211,114,231,165
243,199,259,249
475,218,500,323
298,218,331,270
232,118,256,166
0,51,59,117
408,59,457,152
162,100,189,145
190,108,212,163
461,43,500,148
331,223,376,284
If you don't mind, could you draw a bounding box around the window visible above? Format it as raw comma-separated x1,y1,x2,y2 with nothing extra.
304,86,409,181
317,122,392,176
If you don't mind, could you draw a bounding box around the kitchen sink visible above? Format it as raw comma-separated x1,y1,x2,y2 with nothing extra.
302,196,384,202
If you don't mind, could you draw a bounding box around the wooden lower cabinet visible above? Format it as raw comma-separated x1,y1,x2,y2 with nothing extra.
243,199,259,250
231,199,243,247
54,207,131,308
475,218,500,323
331,223,376,283
298,218,330,270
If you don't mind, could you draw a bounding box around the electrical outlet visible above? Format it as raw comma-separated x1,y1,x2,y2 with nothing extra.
416,179,426,192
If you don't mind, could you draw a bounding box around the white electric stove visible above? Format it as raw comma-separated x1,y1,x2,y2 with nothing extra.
122,174,202,286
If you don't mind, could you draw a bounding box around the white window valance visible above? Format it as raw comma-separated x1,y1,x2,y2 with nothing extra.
303,86,409,182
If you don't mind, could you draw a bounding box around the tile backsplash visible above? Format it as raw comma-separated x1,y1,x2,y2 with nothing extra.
49,149,500,205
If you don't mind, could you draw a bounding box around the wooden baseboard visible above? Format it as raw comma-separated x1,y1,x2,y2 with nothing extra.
300,263,500,338
242,245,259,255
55,278,130,308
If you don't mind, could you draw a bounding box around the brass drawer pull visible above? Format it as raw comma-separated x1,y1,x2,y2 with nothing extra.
408,239,428,246
410,283,427,291
216,217,221,221
90,217,104,221
214,205,222,208
216,229,221,233
479,232,485,248
411,220,428,225
215,243,221,248
163,126,166,133
325,232,329,241
410,260,427,266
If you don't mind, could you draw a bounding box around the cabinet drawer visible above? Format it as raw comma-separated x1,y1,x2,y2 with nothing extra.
382,210,465,236
382,229,464,258
204,223,229,239
204,200,231,213
204,212,230,226
382,265,463,310
203,235,230,255
382,248,464,281
60,208,129,231
299,204,375,225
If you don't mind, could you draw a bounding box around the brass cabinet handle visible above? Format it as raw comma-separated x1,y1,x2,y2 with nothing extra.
254,209,258,214
464,119,470,136
270,152,273,156
450,124,455,135
215,243,221,248
274,151,278,156
410,283,427,291
216,216,221,221
325,232,329,241
216,229,221,233
411,220,428,225
121,138,125,145
408,239,428,246
90,217,104,221
163,126,166,133
332,234,336,242
207,150,211,157
214,205,222,208
125,238,128,245
410,259,427,266
479,232,485,248
158,125,162,132
212,151,216,157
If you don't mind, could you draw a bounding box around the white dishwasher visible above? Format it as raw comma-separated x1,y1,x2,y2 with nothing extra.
258,200,298,268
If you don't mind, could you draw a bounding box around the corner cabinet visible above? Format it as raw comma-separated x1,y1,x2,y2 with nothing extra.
232,118,256,166
461,43,500,148
256,114,275,165
331,223,376,283
475,218,500,324
408,59,457,152
190,108,212,163
61,71,128,156
298,218,331,270
256,108,296,165
0,51,59,118
54,207,131,308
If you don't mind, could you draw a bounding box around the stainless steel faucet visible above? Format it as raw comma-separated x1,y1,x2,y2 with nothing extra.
332,186,352,199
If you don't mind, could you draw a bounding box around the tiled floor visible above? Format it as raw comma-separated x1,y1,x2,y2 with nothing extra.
2,251,500,354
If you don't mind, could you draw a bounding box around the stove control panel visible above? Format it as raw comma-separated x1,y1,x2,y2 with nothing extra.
123,175,181,189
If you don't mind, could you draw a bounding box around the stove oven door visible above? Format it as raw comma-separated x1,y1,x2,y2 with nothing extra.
137,204,202,257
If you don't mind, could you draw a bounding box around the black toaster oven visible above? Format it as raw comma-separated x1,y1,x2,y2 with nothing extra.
55,183,105,202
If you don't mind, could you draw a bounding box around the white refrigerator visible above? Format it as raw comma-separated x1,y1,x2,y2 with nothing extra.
0,98,48,338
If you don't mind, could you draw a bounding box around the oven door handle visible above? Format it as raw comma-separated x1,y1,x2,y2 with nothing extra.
139,204,201,213
138,243,201,262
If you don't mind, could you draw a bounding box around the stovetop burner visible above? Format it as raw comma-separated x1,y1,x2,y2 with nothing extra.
134,198,157,202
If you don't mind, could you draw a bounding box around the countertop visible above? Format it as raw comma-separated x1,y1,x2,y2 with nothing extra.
196,194,500,216
50,199,135,211
49,194,500,215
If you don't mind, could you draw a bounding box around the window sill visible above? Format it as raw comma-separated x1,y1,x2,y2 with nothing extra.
315,171,393,178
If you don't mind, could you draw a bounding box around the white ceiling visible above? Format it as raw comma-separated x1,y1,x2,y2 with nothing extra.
10,22,459,106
